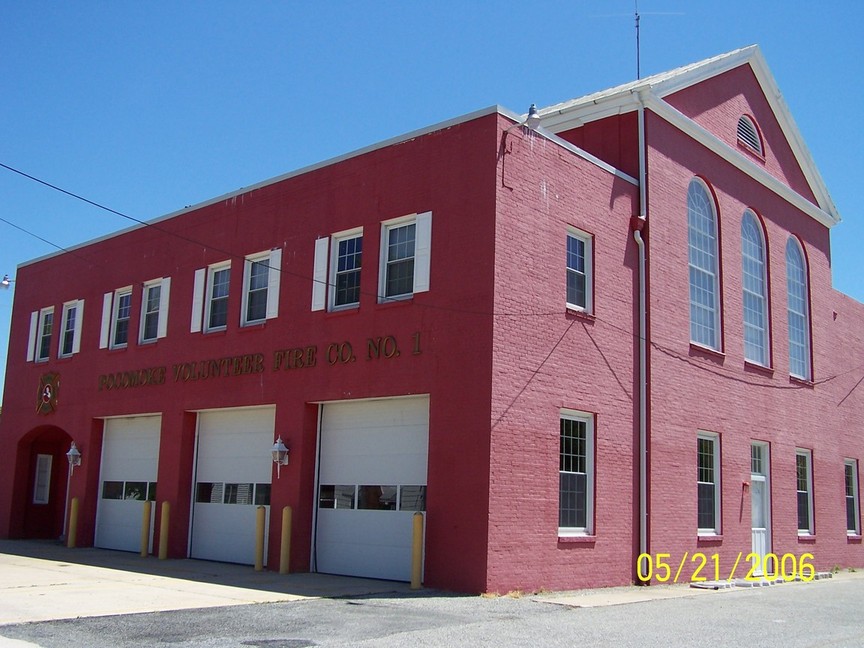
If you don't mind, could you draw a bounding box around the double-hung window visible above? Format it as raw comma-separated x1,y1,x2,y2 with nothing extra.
559,410,594,536
786,238,811,380
140,278,171,343
796,449,814,535
566,229,593,313
332,233,363,308
241,249,281,326
741,211,769,365
311,229,363,311
59,300,84,358
688,179,721,350
190,262,231,333
26,307,55,362
206,265,231,330
845,460,860,536
697,432,721,535
378,212,432,302
99,287,133,349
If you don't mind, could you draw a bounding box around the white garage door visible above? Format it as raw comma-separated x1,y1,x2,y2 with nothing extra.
190,407,274,565
316,396,429,581
95,416,161,552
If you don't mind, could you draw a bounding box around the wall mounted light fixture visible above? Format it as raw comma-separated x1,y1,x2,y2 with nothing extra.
271,436,289,478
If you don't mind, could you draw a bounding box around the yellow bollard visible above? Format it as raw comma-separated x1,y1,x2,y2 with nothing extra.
158,501,170,560
279,506,292,575
254,505,266,571
66,497,79,548
411,511,424,589
140,500,152,557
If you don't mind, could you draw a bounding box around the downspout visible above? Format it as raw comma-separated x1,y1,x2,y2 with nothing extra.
631,90,649,566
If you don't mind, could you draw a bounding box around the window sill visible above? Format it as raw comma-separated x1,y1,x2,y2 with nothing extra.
565,307,595,323
744,361,773,377
697,534,723,544
239,322,266,332
557,535,596,545
689,343,725,362
203,328,228,337
326,305,361,317
797,534,816,543
789,375,815,389
376,296,413,309
847,534,862,543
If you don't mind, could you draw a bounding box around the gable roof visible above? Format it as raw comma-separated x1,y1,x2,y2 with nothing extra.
535,45,840,227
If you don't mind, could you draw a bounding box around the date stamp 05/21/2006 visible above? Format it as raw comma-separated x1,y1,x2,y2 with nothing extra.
636,552,816,584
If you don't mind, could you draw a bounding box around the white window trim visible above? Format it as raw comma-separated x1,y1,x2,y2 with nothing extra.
35,306,55,363
697,431,721,536
203,262,231,332
796,448,814,536
33,454,52,505
845,459,860,536
139,277,170,343
786,238,812,381
566,227,593,314
688,178,722,351
378,211,432,302
59,299,84,358
558,409,595,537
741,210,770,366
106,286,133,350
329,228,363,311
241,249,281,326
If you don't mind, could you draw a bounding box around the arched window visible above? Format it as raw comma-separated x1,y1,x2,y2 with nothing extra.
785,237,811,380
688,179,721,350
737,115,763,157
741,211,769,365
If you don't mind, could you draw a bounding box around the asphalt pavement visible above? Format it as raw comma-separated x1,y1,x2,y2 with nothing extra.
1,539,862,647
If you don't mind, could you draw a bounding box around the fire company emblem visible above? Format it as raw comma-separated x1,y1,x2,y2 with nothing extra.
36,372,60,415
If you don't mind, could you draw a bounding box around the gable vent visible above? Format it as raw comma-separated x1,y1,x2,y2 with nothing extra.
737,115,763,156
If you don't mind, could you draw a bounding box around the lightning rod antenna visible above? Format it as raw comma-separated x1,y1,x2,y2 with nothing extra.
635,0,641,79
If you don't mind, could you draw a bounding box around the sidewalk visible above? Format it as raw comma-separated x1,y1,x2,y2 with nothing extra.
0,539,413,626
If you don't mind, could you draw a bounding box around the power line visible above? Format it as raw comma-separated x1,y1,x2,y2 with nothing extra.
1,159,861,396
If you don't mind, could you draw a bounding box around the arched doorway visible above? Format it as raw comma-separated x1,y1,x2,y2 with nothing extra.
13,426,73,539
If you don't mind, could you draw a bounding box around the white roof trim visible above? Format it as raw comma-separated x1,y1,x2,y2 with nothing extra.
20,106,634,269
646,95,837,228
537,45,840,226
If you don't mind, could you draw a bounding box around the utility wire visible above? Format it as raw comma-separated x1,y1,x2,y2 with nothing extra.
1,160,862,398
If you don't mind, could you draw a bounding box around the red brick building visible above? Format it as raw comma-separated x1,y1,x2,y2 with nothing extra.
1,46,861,593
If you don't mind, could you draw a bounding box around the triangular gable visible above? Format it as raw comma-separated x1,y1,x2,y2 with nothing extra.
536,46,840,227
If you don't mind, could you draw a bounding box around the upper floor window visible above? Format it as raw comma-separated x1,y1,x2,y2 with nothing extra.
140,278,171,343
566,229,593,313
26,307,55,362
378,212,432,302
112,289,132,348
206,265,231,330
241,249,281,326
688,179,721,350
559,410,594,536
191,262,231,333
741,211,769,366
785,237,811,380
737,115,764,157
99,287,132,350
311,229,363,311
59,300,84,358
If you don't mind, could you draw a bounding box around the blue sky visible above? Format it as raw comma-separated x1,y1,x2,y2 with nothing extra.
1,1,862,399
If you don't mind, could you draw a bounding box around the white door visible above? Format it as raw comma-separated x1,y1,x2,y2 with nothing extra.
190,407,274,565
751,442,771,576
95,416,161,552
315,396,429,581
